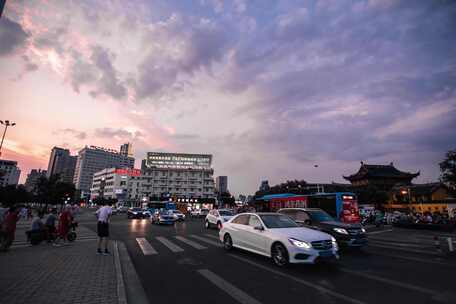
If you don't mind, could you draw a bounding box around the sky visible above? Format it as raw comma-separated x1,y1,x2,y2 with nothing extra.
0,0,455,195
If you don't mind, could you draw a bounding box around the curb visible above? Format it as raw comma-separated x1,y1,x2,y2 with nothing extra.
114,241,128,304
117,241,149,304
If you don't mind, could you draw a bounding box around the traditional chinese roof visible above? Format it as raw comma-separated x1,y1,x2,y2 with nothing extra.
343,162,420,182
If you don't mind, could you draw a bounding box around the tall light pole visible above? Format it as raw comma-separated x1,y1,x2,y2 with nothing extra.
0,120,16,157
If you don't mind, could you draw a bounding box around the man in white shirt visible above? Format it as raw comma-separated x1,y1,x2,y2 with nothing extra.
95,201,113,255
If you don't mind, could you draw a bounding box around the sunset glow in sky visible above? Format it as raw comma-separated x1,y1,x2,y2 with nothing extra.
1,0,455,194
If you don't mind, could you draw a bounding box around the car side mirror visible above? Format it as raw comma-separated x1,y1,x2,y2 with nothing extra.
254,225,264,231
304,219,312,225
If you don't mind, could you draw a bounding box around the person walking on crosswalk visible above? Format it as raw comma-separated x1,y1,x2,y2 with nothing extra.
95,201,112,255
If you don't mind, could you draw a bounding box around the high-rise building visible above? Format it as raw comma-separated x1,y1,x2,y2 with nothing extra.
73,144,135,196
141,152,215,200
215,176,228,194
0,159,21,187
24,169,47,192
120,143,133,157
46,147,77,184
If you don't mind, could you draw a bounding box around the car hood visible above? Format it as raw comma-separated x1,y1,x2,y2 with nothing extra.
319,221,362,229
271,227,332,242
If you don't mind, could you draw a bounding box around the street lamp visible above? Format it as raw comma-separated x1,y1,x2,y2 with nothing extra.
0,120,16,157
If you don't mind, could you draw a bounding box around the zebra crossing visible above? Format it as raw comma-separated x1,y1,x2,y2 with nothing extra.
135,234,221,256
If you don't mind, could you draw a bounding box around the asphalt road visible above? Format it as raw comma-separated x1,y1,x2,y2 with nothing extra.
81,213,456,304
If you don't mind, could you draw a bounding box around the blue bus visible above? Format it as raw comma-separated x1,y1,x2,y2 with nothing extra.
257,192,360,223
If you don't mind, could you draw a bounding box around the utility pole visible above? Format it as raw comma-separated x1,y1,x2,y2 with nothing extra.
0,120,16,157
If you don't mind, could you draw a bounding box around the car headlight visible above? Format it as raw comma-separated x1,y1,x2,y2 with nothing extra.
132,212,137,215
333,228,349,234
288,238,311,249
361,228,366,233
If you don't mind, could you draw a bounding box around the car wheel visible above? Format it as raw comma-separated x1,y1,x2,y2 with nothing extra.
205,220,210,229
223,234,233,251
272,243,289,267
217,222,222,230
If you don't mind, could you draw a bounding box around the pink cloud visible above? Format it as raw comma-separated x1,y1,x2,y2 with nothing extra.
1,148,48,184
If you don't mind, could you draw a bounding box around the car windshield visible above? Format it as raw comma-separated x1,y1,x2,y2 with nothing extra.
172,210,181,214
259,214,299,228
308,210,335,222
159,211,170,215
219,210,233,216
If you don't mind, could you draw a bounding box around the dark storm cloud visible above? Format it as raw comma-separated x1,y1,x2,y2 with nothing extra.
135,14,230,100
89,45,127,100
218,0,456,171
0,17,29,56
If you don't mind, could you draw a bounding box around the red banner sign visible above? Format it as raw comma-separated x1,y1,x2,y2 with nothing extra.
115,168,141,176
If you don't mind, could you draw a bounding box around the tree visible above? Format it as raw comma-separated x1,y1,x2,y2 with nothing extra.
33,175,76,209
440,149,456,191
0,185,32,207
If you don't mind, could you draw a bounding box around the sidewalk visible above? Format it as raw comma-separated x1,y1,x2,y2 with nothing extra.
0,234,119,304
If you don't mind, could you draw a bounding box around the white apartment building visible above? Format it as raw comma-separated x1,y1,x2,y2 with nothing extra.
90,168,142,204
141,152,215,200
74,144,135,197
0,159,21,187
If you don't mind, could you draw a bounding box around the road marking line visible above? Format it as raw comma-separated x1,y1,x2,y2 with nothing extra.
175,236,207,250
340,268,442,297
190,235,222,247
367,229,393,235
197,269,262,304
156,236,184,252
136,238,158,255
204,233,220,240
229,254,366,304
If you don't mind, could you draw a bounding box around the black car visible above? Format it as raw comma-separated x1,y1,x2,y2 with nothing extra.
278,208,368,248
127,207,146,219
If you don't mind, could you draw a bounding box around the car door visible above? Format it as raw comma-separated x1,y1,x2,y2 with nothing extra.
229,214,250,248
245,215,269,254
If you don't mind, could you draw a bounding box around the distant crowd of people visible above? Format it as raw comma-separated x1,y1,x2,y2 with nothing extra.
0,204,80,251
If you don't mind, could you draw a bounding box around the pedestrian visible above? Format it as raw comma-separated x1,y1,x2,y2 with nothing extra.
45,208,58,242
54,205,72,247
27,208,33,220
95,201,112,255
1,206,21,251
19,207,27,220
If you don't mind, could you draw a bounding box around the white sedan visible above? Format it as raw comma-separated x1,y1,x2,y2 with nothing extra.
219,213,339,266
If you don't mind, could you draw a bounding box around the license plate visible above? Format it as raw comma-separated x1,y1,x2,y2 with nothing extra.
319,250,334,257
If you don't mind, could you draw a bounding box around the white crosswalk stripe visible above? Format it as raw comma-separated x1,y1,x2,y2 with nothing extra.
156,236,184,252
190,235,222,247
136,238,158,255
204,233,220,240
175,236,207,250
